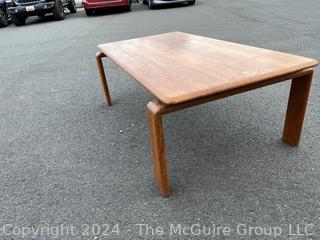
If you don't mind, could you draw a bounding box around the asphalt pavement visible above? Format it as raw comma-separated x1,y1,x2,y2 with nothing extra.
0,0,320,239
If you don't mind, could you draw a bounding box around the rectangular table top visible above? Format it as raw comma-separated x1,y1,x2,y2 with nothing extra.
98,32,318,105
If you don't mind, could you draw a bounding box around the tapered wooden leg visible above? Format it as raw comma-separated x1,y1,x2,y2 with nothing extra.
283,71,313,146
147,101,171,197
96,51,112,106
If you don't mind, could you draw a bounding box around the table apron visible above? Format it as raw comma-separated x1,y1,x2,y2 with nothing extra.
155,68,313,115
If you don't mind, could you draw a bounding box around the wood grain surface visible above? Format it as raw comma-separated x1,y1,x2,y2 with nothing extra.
98,32,318,105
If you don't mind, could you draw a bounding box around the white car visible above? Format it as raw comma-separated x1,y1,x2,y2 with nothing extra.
143,0,195,9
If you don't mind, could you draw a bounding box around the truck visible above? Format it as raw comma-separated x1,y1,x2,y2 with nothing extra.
7,0,76,26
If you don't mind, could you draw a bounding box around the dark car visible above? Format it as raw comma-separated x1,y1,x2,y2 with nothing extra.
0,0,9,27
7,0,77,26
143,0,195,9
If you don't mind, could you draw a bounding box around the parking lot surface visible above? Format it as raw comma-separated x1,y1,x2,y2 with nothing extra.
0,0,320,239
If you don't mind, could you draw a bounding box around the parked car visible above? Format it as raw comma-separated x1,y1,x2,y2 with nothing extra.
7,0,77,26
0,0,9,27
83,0,131,16
143,0,195,9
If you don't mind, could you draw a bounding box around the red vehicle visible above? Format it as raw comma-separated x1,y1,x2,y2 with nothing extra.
83,0,131,15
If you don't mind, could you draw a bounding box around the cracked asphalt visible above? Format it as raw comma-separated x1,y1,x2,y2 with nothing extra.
0,0,319,239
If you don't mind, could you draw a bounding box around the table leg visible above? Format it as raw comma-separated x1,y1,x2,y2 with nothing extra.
283,71,313,146
96,51,112,106
147,101,171,197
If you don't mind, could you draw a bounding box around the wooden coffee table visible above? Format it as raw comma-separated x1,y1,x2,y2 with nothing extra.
96,32,318,197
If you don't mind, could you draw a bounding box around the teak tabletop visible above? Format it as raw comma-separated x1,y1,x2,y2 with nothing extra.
96,32,318,197
98,32,317,105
